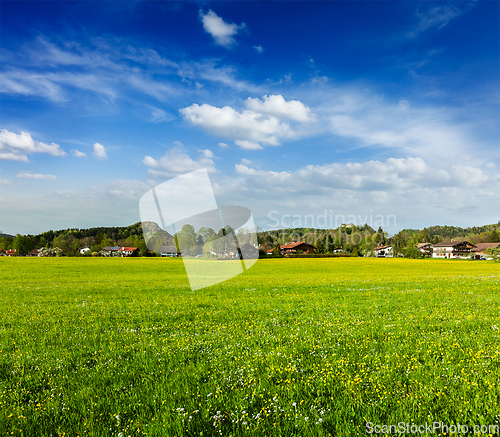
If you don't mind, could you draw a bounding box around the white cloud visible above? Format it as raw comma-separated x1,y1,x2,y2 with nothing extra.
201,149,214,158
93,143,108,160
398,99,410,111
253,45,264,54
235,140,263,150
218,142,229,149
16,171,57,181
92,179,150,201
486,162,496,169
0,153,29,162
0,178,12,185
215,156,499,232
246,95,315,122
241,158,252,166
72,149,87,158
143,148,217,179
0,129,66,162
409,3,476,37
180,95,314,149
327,95,472,158
150,108,172,123
234,157,491,192
199,10,245,48
180,103,293,149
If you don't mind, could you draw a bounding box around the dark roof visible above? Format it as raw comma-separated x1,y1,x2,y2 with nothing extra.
159,245,178,253
240,243,258,250
102,246,121,251
432,240,471,247
280,242,316,249
471,242,500,252
29,249,39,255
374,244,392,250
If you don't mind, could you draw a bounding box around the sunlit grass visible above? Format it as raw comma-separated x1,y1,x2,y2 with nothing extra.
0,257,499,436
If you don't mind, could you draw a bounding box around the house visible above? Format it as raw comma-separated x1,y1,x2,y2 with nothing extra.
417,243,432,257
5,249,16,257
431,240,475,259
280,242,316,255
374,244,393,257
120,246,138,256
159,245,180,257
238,243,259,259
471,242,500,259
28,249,40,257
101,246,121,256
80,247,91,255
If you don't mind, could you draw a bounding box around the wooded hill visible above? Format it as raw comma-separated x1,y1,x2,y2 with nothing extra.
1,221,498,257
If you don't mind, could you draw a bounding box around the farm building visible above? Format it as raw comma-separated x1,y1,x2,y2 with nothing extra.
374,244,393,257
280,242,316,255
431,240,475,259
120,247,138,256
471,242,500,259
417,243,433,257
101,246,122,256
238,242,259,259
159,245,180,257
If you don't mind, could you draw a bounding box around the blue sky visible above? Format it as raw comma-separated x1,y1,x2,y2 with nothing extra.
0,0,499,235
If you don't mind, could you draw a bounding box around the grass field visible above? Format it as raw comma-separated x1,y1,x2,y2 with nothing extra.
0,257,499,436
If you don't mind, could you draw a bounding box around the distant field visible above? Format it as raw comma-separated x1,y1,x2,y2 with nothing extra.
0,258,499,436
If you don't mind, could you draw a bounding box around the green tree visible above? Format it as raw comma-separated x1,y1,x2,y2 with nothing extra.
375,227,387,245
315,239,325,254
13,234,28,255
177,224,197,256
326,234,334,253
490,228,500,243
197,227,215,244
272,241,281,256
418,228,430,243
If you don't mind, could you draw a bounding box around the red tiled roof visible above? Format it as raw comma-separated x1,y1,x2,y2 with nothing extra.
120,247,138,252
374,245,391,250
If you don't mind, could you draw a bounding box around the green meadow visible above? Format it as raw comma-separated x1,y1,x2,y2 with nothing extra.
0,257,499,436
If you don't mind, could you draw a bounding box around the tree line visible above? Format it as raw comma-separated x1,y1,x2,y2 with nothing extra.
1,221,498,257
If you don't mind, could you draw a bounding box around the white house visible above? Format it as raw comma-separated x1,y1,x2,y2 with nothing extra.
120,247,138,256
417,243,432,257
80,247,91,255
374,244,393,257
431,240,475,259
159,245,179,257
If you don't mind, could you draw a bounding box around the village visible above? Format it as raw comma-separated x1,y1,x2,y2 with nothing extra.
1,239,499,260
